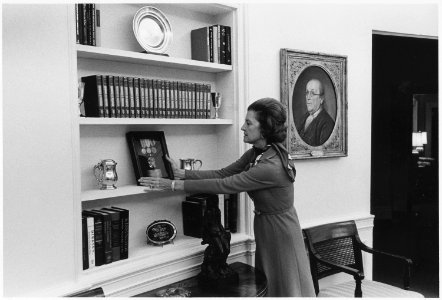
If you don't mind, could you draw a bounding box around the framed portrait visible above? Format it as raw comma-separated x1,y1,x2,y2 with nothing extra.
126,131,174,184
280,49,348,159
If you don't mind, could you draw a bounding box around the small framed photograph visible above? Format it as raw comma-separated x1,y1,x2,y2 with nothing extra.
280,48,348,159
126,131,174,184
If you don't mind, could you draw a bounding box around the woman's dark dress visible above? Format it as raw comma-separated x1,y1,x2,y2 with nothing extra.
184,145,315,297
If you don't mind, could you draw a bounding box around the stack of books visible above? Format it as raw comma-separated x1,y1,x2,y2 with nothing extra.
81,75,212,119
182,193,238,239
191,25,232,65
82,207,129,270
75,3,99,46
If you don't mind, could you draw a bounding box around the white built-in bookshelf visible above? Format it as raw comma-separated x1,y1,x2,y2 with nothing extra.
69,3,252,292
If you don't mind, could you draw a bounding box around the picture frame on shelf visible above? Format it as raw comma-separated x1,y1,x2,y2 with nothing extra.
126,131,174,183
280,48,348,159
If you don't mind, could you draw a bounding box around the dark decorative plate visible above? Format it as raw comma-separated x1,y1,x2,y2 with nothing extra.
146,220,177,245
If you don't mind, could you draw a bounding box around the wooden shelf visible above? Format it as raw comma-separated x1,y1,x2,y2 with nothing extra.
81,185,186,202
78,117,233,125
77,45,233,73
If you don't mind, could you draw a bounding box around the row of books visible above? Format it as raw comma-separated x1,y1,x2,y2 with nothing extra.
81,75,213,119
182,194,238,239
191,24,232,65
82,207,129,270
75,4,99,46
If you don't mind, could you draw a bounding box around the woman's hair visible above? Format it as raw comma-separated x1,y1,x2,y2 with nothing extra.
247,98,287,144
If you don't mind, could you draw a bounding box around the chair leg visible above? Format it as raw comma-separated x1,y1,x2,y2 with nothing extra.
355,279,362,297
404,260,412,290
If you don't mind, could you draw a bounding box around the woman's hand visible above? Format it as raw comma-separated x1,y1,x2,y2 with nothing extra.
138,177,172,191
165,155,185,179
138,176,184,192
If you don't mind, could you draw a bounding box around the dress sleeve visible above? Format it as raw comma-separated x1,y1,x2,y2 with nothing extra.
185,149,253,180
184,154,285,194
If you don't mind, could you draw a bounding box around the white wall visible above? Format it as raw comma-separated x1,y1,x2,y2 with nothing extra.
3,5,77,296
245,2,437,227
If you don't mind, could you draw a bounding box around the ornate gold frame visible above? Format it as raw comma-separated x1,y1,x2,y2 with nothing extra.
280,49,348,159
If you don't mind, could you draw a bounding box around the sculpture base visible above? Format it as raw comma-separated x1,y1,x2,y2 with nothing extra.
197,268,239,289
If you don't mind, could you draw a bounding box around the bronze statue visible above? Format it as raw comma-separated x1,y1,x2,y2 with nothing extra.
198,197,239,287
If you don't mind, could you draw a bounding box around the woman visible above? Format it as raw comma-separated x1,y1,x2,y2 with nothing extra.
139,98,315,297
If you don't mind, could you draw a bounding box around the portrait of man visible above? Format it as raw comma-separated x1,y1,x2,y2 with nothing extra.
281,48,347,159
292,66,337,147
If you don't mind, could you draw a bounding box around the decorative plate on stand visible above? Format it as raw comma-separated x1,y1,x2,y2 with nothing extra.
133,6,172,54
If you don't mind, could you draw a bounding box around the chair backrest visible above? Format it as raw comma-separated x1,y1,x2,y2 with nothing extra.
303,220,364,294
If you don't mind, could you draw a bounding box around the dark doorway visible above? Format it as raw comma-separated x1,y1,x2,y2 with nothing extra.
371,33,438,297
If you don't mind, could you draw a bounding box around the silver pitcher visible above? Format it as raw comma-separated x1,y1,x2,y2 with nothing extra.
94,159,118,190
179,158,202,170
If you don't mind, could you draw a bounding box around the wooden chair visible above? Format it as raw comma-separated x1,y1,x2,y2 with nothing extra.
303,220,423,297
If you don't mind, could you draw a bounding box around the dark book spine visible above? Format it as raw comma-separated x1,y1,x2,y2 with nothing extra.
123,77,129,118
139,78,146,118
190,83,195,119
101,75,109,117
91,4,96,46
121,212,129,259
182,200,205,238
147,79,154,118
177,82,183,118
100,209,121,262
220,25,227,64
174,81,180,119
194,83,199,119
107,75,116,117
209,26,214,62
164,80,168,118
228,194,238,233
75,4,80,44
205,84,211,119
103,214,113,264
128,77,135,117
181,82,186,118
82,4,87,45
190,26,210,62
223,195,230,231
197,83,202,119
143,78,150,118
92,211,112,264
161,80,167,118
118,76,125,118
114,76,121,118
85,4,91,45
82,216,89,270
225,26,231,65
134,78,141,118
111,207,129,259
153,80,159,118
170,81,177,119
184,83,189,118
213,25,220,64
82,75,104,117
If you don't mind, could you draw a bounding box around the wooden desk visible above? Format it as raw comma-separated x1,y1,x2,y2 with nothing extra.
135,262,267,297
